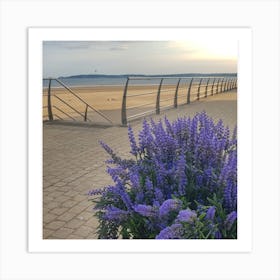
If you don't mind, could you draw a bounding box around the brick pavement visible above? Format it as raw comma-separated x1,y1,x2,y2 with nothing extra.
43,90,237,239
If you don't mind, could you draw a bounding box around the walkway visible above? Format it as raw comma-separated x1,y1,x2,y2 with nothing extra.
43,90,237,239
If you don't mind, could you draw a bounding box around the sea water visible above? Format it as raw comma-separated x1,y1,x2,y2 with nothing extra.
43,76,236,89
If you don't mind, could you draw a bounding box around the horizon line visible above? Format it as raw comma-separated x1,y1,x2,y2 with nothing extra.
43,72,238,79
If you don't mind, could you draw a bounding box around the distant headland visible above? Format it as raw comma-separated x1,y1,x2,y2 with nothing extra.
57,73,237,79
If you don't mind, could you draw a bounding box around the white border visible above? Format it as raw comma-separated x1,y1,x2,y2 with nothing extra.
28,27,252,253
1,1,279,279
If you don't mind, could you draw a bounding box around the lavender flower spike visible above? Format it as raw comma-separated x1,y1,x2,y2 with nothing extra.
156,223,184,239
159,199,182,217
176,209,197,223
128,125,138,156
88,186,109,196
205,206,216,221
103,206,128,222
134,204,155,217
225,211,237,230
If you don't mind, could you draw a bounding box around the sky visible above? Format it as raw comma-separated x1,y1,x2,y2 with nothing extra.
43,41,237,78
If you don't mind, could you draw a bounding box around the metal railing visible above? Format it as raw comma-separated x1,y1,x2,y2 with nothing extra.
121,76,237,125
43,76,237,126
43,78,114,124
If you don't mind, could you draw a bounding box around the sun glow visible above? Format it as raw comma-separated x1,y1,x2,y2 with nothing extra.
174,40,238,61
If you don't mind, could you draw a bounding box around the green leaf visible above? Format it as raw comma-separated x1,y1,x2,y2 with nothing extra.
199,213,206,220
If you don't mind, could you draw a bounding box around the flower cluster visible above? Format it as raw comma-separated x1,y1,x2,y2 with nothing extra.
89,112,237,239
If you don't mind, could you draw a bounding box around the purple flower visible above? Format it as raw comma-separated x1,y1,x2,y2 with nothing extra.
93,112,237,239
138,119,154,154
103,206,128,222
88,187,107,196
130,173,140,188
135,191,144,203
176,153,187,195
145,178,153,192
156,223,184,239
128,125,138,156
223,179,237,212
214,231,222,239
154,188,164,204
134,204,155,217
225,211,237,230
107,166,127,183
206,206,216,221
159,199,182,217
176,209,197,223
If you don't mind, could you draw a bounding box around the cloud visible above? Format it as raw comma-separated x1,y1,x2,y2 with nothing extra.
109,45,128,51
43,41,94,50
43,40,237,77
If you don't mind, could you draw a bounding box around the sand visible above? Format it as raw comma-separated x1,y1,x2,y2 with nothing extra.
43,83,224,124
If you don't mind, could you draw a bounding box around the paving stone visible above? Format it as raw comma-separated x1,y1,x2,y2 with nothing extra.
84,217,99,228
64,218,85,229
44,186,59,192
56,186,71,192
68,202,90,214
43,229,55,239
86,232,99,239
76,211,94,221
62,200,79,208
53,195,70,204
49,207,69,216
43,196,55,203
72,194,87,202
44,201,60,210
76,199,92,207
67,234,83,239
50,191,63,198
43,213,58,223
45,221,66,230
52,181,67,187
57,211,78,222
51,227,74,239
72,225,93,238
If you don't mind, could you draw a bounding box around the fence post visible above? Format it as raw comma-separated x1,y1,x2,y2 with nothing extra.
220,78,224,93
231,78,235,89
225,78,228,91
156,78,163,114
221,78,225,92
220,78,223,92
204,78,210,98
225,78,229,91
227,78,231,91
47,79,53,121
216,78,220,94
231,78,234,90
84,104,88,121
121,77,130,126
187,78,193,104
197,78,203,100
224,78,228,92
228,78,233,90
174,78,181,108
211,78,216,96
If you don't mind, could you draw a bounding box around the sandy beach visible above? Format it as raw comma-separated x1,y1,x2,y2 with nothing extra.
43,83,208,124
